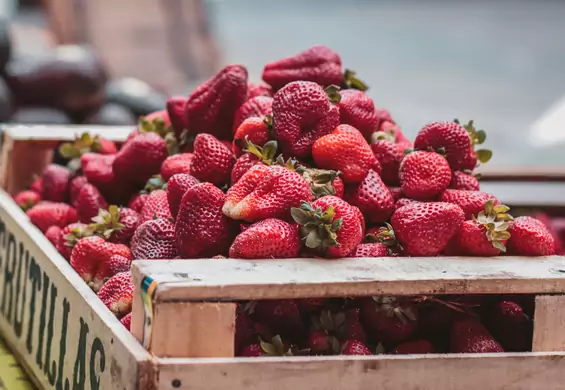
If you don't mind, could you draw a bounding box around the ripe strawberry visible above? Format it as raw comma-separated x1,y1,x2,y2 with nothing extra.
120,312,132,331
131,218,177,260
345,170,394,224
338,89,380,138
399,151,451,200
166,96,188,138
450,171,480,191
30,176,43,194
251,300,305,340
138,190,172,225
262,45,342,90
307,330,337,355
247,82,273,98
297,298,328,315
486,300,532,352
184,64,248,140
507,216,556,256
395,198,420,209
349,242,388,257
41,164,71,202
380,120,412,149
313,309,367,344
230,154,261,185
128,193,148,213
272,81,340,158
532,212,564,253
57,222,92,260
224,164,312,222
291,196,364,258
14,190,40,211
97,271,134,318
166,173,200,217
233,117,272,157
58,132,117,170
229,218,299,259
70,236,132,292
27,201,78,233
45,225,62,246
438,189,498,220
160,153,193,181
370,134,404,186
388,186,403,202
296,167,344,199
69,175,87,204
391,340,434,354
233,96,273,132
313,124,379,183
360,297,418,345
450,319,504,353
176,183,235,258
341,340,372,355
74,183,108,223
90,206,139,245
391,202,464,256
189,133,235,185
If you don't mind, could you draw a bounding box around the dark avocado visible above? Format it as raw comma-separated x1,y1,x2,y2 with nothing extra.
0,77,13,121
5,45,107,113
0,19,11,73
84,103,137,125
10,107,71,124
106,77,166,116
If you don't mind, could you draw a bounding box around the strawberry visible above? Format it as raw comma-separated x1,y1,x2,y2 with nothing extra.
45,225,62,246
399,151,451,200
307,330,337,355
166,173,200,217
313,124,379,183
391,340,434,354
224,164,312,222
380,120,412,149
360,297,418,345
13,190,40,211
233,117,272,157
58,132,117,170
166,96,188,138
233,96,273,133
486,300,532,352
507,216,556,256
291,196,364,258
90,206,139,245
370,133,404,186
230,154,261,185
450,319,504,353
184,64,248,140
395,198,420,209
239,335,295,357
176,183,235,258
27,201,78,232
533,212,564,254
138,190,172,225
438,189,498,220
388,186,403,202
41,164,71,202
70,236,132,292
297,298,328,315
247,82,272,98
251,300,305,340
131,218,177,260
262,45,342,90
74,183,108,223
69,175,87,204
337,89,380,138
456,120,493,170
229,218,299,259
312,309,367,344
57,222,92,260
450,171,480,191
97,271,134,318
120,312,132,331
30,176,43,194
391,202,464,256
160,153,193,181
341,340,372,355
349,242,388,257
345,169,394,224
451,200,513,256
297,167,344,200
128,193,148,213
272,81,340,158
189,133,236,185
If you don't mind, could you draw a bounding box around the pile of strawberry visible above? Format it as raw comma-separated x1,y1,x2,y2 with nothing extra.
12,45,559,348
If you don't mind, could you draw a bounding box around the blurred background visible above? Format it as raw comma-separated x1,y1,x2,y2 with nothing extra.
3,0,565,167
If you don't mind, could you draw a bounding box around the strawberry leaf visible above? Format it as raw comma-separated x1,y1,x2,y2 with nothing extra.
476,149,492,164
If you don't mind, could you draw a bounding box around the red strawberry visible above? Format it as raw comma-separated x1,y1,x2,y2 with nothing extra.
91,206,139,245
160,153,193,181
233,117,272,157
392,340,434,354
138,190,172,225
41,164,71,202
30,176,43,194
175,183,235,258
307,330,337,355
251,300,305,340
391,202,465,256
507,216,556,256
438,189,498,220
13,190,40,211
27,201,78,232
70,236,132,292
272,81,340,158
262,45,342,90
166,96,188,138
131,218,177,260
388,186,403,202
45,225,62,246
450,171,480,191
395,198,420,209
247,82,273,98
297,167,344,200
313,124,379,183
229,218,299,259
120,312,132,331
224,164,312,222
97,271,134,318
144,109,171,126
74,183,108,223
233,96,273,132
291,195,364,258
312,309,367,345
81,154,131,204
345,170,394,224
450,319,504,353
297,299,328,315
166,173,200,217
349,242,388,257
69,175,87,204
184,64,248,140
239,335,294,357
533,212,564,253
188,133,235,185
338,89,380,138
230,154,261,185
56,222,92,260
486,300,532,352
380,120,412,149
399,151,451,200
370,132,405,186
341,340,372,355
360,297,418,345
128,193,148,213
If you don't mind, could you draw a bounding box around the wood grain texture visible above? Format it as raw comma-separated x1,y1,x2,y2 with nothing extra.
532,295,565,352
478,165,565,182
132,256,565,302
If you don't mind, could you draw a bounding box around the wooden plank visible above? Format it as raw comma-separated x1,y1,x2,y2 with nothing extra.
131,256,565,302
478,166,565,182
2,124,135,142
532,295,565,352
0,190,152,389
154,353,565,390
479,182,565,207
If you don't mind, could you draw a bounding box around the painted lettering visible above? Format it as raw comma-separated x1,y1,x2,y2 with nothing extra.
44,282,58,385
89,338,106,390
26,256,41,354
14,242,28,337
36,272,49,368
56,298,71,390
72,318,89,390
1,233,16,321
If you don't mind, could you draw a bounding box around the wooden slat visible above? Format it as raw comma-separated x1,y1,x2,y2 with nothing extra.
2,124,134,142
479,182,565,207
532,295,565,352
154,353,565,390
478,166,565,182
131,256,565,302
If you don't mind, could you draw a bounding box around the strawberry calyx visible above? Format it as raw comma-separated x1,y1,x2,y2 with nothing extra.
64,225,95,249
342,69,369,92
296,167,342,199
89,205,125,240
312,310,351,344
142,175,167,193
291,202,343,252
258,335,295,356
371,296,417,324
242,137,278,165
17,197,38,212
370,129,395,144
59,132,103,171
366,222,401,252
324,84,342,104
139,116,179,155
454,118,492,165
473,199,513,252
